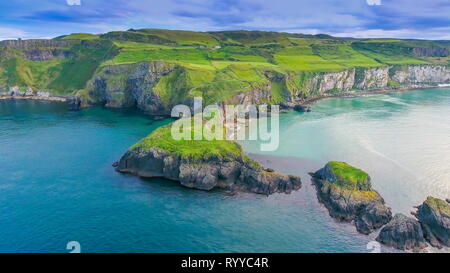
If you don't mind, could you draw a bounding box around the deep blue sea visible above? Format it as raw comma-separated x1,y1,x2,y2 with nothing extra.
1,88,449,253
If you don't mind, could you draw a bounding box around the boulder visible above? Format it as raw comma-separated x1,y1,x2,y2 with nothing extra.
376,213,428,251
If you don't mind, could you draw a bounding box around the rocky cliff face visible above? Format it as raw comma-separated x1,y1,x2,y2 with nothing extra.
0,39,77,61
217,65,450,113
0,39,77,49
13,60,449,115
80,61,177,114
413,47,450,57
116,147,302,195
391,65,450,84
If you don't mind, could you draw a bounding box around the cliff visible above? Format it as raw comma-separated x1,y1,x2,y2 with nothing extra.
77,61,178,114
67,63,450,115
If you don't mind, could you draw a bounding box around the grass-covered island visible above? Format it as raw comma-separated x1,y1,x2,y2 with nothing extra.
312,161,392,234
115,121,301,195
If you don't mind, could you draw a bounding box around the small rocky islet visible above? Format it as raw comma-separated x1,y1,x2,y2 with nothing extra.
311,161,392,234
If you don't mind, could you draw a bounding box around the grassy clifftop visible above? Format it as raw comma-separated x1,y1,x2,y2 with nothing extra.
1,28,450,100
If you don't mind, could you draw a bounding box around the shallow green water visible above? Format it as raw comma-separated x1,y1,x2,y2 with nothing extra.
243,88,450,214
0,88,449,253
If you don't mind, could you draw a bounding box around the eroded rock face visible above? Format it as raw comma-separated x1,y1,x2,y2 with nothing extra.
376,213,428,251
83,62,176,114
76,62,450,115
312,162,392,234
116,147,301,195
391,65,450,84
354,67,390,90
416,197,450,248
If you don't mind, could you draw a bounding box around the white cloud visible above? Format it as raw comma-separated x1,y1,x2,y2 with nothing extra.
0,27,28,40
332,27,450,40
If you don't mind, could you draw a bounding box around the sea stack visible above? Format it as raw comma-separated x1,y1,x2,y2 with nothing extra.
311,161,392,234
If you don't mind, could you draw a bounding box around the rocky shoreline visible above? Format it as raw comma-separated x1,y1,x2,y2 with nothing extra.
0,87,68,103
2,80,449,116
293,83,445,111
0,95,67,102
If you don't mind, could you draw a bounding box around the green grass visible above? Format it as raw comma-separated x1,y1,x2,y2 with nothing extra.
327,161,371,190
274,54,343,71
135,29,220,47
313,44,383,68
132,122,244,160
48,40,118,94
352,41,430,65
424,196,450,216
111,46,211,65
0,40,117,95
61,33,99,40
211,31,293,46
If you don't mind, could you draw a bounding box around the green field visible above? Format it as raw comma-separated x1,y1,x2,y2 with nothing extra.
132,122,244,160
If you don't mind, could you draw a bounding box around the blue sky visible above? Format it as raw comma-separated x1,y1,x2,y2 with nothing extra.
1,0,450,40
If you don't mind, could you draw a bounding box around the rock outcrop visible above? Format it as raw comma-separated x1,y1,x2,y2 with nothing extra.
312,161,392,234
376,213,428,251
81,61,178,114
391,65,450,84
117,147,301,195
415,196,450,248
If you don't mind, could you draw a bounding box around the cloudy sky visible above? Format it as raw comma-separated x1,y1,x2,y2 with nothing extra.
1,0,450,40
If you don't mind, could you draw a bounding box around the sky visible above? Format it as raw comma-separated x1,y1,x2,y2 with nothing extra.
1,0,450,40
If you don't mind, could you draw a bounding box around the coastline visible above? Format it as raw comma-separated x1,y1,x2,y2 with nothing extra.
297,84,448,108
1,83,449,114
0,95,68,103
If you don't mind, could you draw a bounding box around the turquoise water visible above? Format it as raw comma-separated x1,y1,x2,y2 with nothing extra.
0,88,449,253
243,88,450,215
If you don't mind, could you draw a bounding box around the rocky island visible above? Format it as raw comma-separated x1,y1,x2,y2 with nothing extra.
115,123,301,195
311,161,392,234
415,196,450,248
